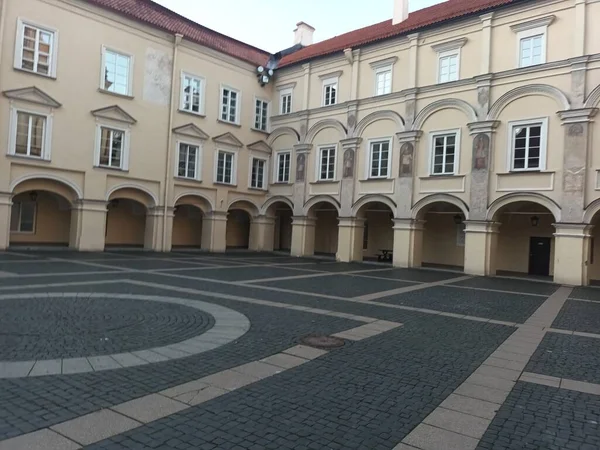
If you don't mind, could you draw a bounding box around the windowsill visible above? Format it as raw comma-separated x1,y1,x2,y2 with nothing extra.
420,174,462,179
10,231,35,235
321,103,338,108
7,154,50,163
499,170,553,175
174,176,202,183
272,181,292,185
250,127,270,135
310,180,338,184
518,62,545,70
214,181,237,187
95,165,128,173
178,109,206,118
216,119,241,128
360,177,392,182
13,67,57,80
248,187,268,192
97,88,134,100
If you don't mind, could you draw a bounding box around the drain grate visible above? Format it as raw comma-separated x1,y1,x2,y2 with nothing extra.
300,335,345,349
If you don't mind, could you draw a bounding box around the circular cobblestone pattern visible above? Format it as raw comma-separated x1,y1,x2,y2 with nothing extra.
0,295,215,360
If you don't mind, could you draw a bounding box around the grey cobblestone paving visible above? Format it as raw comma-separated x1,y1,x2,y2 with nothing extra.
86,317,513,450
450,277,558,295
94,258,214,271
0,295,214,360
171,266,319,282
552,300,600,334
353,267,462,283
0,261,121,274
476,381,600,450
378,285,546,323
570,287,600,301
526,332,600,384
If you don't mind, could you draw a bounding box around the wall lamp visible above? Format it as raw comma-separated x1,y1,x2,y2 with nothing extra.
531,216,540,227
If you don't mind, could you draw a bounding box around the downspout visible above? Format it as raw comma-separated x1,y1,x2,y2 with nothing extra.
162,33,183,251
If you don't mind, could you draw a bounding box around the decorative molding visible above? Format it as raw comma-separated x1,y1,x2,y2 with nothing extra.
318,70,343,80
431,37,468,53
340,137,362,150
91,105,137,124
212,132,243,148
3,86,62,108
172,123,209,140
343,48,354,65
293,143,313,154
353,110,405,137
467,120,500,135
487,84,570,120
369,56,399,69
510,15,555,33
585,84,600,109
267,126,300,146
396,130,422,143
247,140,272,154
487,192,560,222
411,193,469,220
305,119,347,143
275,82,297,91
558,108,598,124
413,99,478,130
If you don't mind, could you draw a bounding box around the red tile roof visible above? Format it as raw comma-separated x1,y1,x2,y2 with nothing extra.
85,0,270,66
280,0,522,67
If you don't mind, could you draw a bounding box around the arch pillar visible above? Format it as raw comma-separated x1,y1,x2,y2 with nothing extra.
0,192,11,250
249,215,276,252
553,223,593,286
202,211,228,253
290,216,316,257
467,121,500,220
394,131,421,217
392,219,424,268
145,207,165,251
339,138,361,216
464,220,500,276
70,199,108,251
161,207,176,253
337,217,365,262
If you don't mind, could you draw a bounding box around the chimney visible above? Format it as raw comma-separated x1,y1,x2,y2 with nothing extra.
294,22,315,46
393,0,409,25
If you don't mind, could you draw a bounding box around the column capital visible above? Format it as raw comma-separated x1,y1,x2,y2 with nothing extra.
251,214,276,225
72,199,109,212
147,206,165,217
464,220,501,233
293,143,313,154
205,211,228,221
396,130,422,144
558,108,598,124
467,120,500,135
292,215,316,226
340,137,362,150
393,218,425,230
338,217,366,227
553,222,594,237
0,191,12,205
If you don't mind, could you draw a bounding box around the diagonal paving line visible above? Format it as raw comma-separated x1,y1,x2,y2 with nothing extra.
355,275,473,301
239,271,340,284
519,371,600,394
0,279,128,292
444,283,548,298
394,286,573,450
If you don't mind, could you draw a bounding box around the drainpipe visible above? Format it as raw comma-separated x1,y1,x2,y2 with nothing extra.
162,33,183,251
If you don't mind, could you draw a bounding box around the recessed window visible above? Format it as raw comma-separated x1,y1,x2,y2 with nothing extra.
369,140,391,178
177,143,200,179
519,34,544,67
181,73,204,115
254,99,269,131
10,202,36,233
216,150,236,184
98,127,125,169
102,48,132,96
511,17,554,68
430,131,460,175
13,111,46,158
275,151,291,183
250,157,267,189
280,88,292,115
15,20,57,77
322,77,338,106
318,146,336,181
220,87,240,124
509,119,548,171
375,66,392,95
438,51,459,83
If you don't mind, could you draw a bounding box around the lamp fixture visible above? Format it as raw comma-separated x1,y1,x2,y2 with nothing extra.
453,214,463,225
29,191,38,202
531,216,540,227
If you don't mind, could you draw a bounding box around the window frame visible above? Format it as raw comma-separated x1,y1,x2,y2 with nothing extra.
94,123,131,171
274,150,292,183
428,128,461,176
8,106,52,161
180,71,206,116
279,87,293,115
175,140,202,181
367,138,393,179
507,117,548,172
214,149,237,185
317,145,337,181
437,49,460,83
10,201,36,234
322,76,338,107
253,97,270,132
517,27,546,68
14,18,59,78
100,46,134,97
374,65,393,96
249,156,268,190
219,85,241,125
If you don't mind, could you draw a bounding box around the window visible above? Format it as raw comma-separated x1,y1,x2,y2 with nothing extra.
438,51,459,83
181,73,204,114
369,140,391,178
250,158,267,189
509,119,548,171
254,99,269,131
220,87,240,124
280,88,292,115
12,111,46,158
275,151,291,183
10,202,36,233
375,66,392,95
519,34,543,67
15,20,57,77
102,48,132,96
97,127,126,169
511,17,553,68
318,146,336,181
215,150,235,184
322,78,338,106
430,131,460,175
177,143,199,179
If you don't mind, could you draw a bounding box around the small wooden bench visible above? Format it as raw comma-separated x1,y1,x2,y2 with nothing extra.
377,249,393,262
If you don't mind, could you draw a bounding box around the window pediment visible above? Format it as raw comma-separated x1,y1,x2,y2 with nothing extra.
431,38,467,53
213,132,243,148
91,105,137,124
3,86,61,108
172,123,209,140
247,140,272,154
510,15,555,33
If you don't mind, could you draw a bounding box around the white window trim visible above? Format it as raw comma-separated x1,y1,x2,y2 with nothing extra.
506,117,549,172
100,45,134,96
179,71,206,116
366,137,393,180
253,96,270,132
437,49,461,84
279,87,293,115
174,140,202,181
8,106,53,161
373,65,393,96
249,156,269,190
219,84,241,125
214,148,238,185
14,18,59,78
316,144,338,181
11,201,37,234
321,76,339,107
274,150,292,183
428,128,462,176
515,26,547,68
93,123,131,171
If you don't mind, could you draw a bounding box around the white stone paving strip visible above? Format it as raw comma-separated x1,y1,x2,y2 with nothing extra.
394,286,573,450
520,371,600,394
0,319,402,450
0,279,125,291
354,275,473,301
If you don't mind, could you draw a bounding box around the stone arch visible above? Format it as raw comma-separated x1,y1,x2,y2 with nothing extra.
584,84,600,109
267,127,300,146
352,195,397,217
487,193,561,222
305,119,347,144
412,99,478,131
227,198,260,217
353,110,405,137
583,198,600,223
10,174,83,203
487,84,570,120
107,184,158,208
303,195,340,216
412,194,469,220
174,192,214,213
260,196,294,215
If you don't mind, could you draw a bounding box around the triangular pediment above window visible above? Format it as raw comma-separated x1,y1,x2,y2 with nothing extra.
172,123,209,140
91,105,137,124
212,132,243,148
3,86,61,108
247,140,272,154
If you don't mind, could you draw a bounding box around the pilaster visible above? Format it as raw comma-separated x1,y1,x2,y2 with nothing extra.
162,206,176,253
479,13,494,75
395,131,422,218
249,215,276,252
339,137,362,216
0,192,12,250
145,206,165,251
302,63,311,111
290,216,316,257
293,143,312,216
407,33,419,89
463,220,501,276
337,217,365,263
553,223,593,286
201,211,228,253
467,120,500,220
392,219,424,268
70,199,108,252
570,56,589,108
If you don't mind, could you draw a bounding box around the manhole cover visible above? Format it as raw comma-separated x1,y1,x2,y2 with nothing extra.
300,335,345,349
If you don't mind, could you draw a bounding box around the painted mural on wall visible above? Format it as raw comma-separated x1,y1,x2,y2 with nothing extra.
399,142,414,177
143,48,172,106
472,133,490,171
343,149,355,178
296,153,306,182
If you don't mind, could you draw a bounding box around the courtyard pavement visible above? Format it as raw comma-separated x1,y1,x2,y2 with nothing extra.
0,249,599,449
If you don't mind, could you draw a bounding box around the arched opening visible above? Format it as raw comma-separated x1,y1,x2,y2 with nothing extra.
265,201,294,252
418,202,466,270
493,201,556,277
356,201,394,262
226,209,251,249
308,201,339,256
172,195,211,249
105,198,148,248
